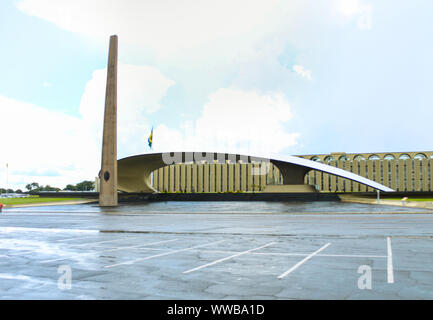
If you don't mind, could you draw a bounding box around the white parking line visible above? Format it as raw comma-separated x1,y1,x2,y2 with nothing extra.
183,242,276,274
105,240,225,268
387,237,394,283
41,239,179,263
98,247,387,259
278,243,331,279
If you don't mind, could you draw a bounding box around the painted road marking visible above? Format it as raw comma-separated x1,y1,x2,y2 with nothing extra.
278,243,332,279
105,240,225,268
387,237,394,283
41,239,179,263
183,242,276,274
89,246,387,259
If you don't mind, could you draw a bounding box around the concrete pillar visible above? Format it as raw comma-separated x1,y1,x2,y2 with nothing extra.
94,177,100,192
390,160,397,190
352,161,359,192
414,159,420,191
316,170,322,192
367,160,374,192
430,159,433,191
247,163,253,191
158,168,163,192
209,163,215,192
222,163,228,192
383,160,390,188
398,159,405,191
197,164,203,193
216,164,221,192
241,163,247,191
322,173,329,192
422,159,429,191
359,160,366,192
337,160,346,192
228,164,234,191
152,170,157,190
99,35,118,207
329,161,336,191
253,163,261,191
406,159,413,191
192,164,198,193
175,164,180,191
169,166,175,192
235,163,241,191
186,164,192,192
203,164,209,193
344,161,351,192
163,166,169,192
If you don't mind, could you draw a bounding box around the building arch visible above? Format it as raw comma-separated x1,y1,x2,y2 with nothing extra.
353,155,366,161
324,156,336,163
414,153,427,160
339,155,349,162
384,154,396,161
117,151,394,193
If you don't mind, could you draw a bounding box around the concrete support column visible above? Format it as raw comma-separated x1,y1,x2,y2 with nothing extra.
99,35,118,207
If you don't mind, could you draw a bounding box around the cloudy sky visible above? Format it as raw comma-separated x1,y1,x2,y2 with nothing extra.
1,0,432,190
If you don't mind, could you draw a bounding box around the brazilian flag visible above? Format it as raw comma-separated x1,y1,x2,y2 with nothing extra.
148,127,153,149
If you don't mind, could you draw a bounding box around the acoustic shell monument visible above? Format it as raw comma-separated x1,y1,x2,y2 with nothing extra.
98,36,394,206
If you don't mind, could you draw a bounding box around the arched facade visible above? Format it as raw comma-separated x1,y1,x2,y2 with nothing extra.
117,151,394,193
297,151,433,192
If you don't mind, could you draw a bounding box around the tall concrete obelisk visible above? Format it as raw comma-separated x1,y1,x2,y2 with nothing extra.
99,35,118,207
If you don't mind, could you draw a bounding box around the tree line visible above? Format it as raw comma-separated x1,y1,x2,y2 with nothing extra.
0,180,95,193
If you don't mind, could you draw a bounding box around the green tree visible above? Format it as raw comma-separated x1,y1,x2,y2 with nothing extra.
41,185,60,192
63,184,77,191
76,180,94,191
26,182,40,191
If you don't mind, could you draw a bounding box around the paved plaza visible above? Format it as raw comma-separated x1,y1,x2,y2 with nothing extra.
0,201,432,299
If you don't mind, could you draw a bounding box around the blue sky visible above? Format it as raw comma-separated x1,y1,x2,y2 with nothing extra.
1,0,433,190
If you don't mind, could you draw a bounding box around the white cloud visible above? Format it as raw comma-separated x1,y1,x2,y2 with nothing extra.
333,0,373,30
0,64,174,190
0,95,98,190
152,88,300,158
16,0,284,59
0,72,299,190
292,65,312,80
79,63,175,158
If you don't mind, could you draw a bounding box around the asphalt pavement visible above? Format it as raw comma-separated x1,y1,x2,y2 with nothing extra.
0,201,432,299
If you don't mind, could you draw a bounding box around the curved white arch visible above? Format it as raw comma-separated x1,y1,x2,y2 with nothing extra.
281,155,394,192
117,152,395,193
